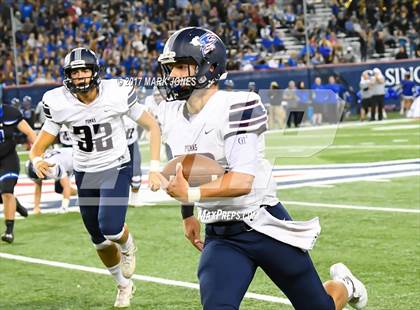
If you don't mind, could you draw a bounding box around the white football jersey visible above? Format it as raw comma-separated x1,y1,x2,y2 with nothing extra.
43,147,74,179
158,90,278,223
41,79,145,172
144,94,162,118
122,115,139,145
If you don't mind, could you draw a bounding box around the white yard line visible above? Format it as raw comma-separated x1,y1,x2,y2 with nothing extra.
372,124,420,131
271,158,420,169
268,132,419,138
268,145,420,149
266,118,415,134
283,201,420,214
363,179,391,182
308,184,336,188
0,252,292,306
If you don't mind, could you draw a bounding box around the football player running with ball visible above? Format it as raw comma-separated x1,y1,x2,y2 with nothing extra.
157,27,368,310
30,48,161,308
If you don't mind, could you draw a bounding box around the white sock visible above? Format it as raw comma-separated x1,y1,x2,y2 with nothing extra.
120,233,133,253
337,277,355,301
61,198,70,209
108,264,130,287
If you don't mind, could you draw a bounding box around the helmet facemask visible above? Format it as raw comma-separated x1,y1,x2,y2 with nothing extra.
158,58,200,101
64,66,100,94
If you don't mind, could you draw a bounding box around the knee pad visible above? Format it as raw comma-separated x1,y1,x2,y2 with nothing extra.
93,239,113,250
131,175,141,190
0,174,18,193
103,229,124,242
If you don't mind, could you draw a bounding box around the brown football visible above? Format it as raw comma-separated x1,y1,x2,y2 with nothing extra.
162,154,225,186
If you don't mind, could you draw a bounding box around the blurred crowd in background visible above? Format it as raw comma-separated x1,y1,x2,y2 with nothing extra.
0,0,419,86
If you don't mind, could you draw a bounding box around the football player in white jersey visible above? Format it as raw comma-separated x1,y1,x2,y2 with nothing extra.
144,87,173,160
144,87,164,117
157,27,367,310
26,146,77,214
29,48,161,308
123,115,142,206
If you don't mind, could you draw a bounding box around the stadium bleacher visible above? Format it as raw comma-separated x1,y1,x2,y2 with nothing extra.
0,0,418,86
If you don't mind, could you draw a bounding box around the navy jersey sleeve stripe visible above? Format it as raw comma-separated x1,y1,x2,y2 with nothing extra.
230,100,258,110
224,124,267,140
128,98,138,108
44,108,52,119
229,104,265,122
43,107,51,116
229,115,267,129
43,101,52,119
128,86,135,97
128,92,137,107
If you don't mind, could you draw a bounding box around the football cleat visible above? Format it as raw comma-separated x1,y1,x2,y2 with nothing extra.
16,200,28,217
120,242,137,279
330,263,368,309
1,232,14,244
114,279,135,308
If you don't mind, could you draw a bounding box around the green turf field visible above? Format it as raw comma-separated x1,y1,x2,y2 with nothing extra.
2,119,420,310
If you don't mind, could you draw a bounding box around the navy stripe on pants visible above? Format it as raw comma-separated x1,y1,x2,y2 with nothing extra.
198,203,335,310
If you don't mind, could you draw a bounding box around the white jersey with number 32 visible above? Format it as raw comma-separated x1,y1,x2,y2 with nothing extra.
41,79,144,172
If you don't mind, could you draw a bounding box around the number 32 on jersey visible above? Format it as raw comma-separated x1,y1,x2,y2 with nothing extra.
73,123,113,152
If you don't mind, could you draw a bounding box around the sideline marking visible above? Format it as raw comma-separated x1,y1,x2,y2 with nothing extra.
283,201,420,214
0,252,292,305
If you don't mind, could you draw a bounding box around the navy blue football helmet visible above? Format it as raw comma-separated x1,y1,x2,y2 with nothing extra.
63,47,101,94
158,27,227,101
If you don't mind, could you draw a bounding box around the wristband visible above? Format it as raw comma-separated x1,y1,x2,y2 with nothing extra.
187,187,201,203
149,160,160,172
32,156,43,166
181,204,194,219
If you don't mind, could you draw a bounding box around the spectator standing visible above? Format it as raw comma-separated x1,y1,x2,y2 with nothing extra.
311,77,324,125
371,68,386,121
395,46,409,59
359,70,373,121
284,80,301,128
268,81,285,129
342,46,357,63
399,73,417,115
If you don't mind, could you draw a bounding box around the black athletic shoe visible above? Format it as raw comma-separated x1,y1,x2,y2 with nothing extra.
1,232,14,243
16,200,28,217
